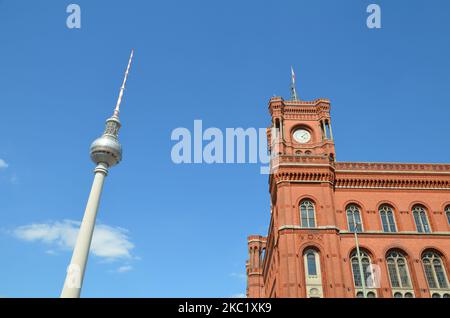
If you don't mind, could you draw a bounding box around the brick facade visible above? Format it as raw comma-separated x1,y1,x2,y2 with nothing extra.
246,97,450,298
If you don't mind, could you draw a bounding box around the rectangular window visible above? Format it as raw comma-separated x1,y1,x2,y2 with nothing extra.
424,263,437,289
301,206,308,228
352,262,362,287
435,265,449,289
413,212,423,233
308,215,315,228
388,263,400,288
381,213,389,232
398,264,411,288
387,213,397,232
420,213,430,233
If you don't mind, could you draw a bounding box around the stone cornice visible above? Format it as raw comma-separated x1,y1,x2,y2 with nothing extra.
335,178,450,190
336,162,450,174
248,239,266,244
269,97,331,120
279,225,339,232
339,231,450,236
248,272,263,276
269,159,450,190
272,171,335,184
277,225,450,236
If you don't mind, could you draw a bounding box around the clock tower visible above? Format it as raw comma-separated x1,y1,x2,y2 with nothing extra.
268,96,336,161
246,94,344,298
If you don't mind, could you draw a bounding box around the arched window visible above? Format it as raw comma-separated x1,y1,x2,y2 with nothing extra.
350,250,372,287
303,249,323,298
367,292,376,298
346,205,363,232
386,251,411,289
412,205,431,233
379,205,397,233
350,249,377,298
306,251,317,276
446,206,450,225
422,251,449,290
300,200,316,228
261,248,266,263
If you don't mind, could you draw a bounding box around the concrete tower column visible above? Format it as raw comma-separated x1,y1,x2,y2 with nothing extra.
61,163,108,298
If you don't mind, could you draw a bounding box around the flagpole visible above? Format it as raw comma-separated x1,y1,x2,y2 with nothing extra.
354,220,367,298
290,66,298,101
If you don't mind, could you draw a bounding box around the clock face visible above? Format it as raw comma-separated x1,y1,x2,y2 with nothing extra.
293,129,311,144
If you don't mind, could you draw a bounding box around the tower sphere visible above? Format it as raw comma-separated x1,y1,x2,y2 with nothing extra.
90,135,122,167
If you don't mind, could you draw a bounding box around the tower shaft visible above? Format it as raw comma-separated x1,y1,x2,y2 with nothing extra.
61,163,108,298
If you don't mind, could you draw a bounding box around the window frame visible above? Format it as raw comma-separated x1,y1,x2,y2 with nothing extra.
346,204,363,233
299,199,316,228
386,250,414,298
386,250,413,290
412,205,431,233
379,205,397,233
305,250,318,277
303,248,324,298
350,249,377,298
422,251,450,292
445,205,450,225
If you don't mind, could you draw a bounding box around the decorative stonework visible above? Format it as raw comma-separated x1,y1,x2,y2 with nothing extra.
269,97,331,122
336,162,450,173
272,171,335,184
335,177,450,189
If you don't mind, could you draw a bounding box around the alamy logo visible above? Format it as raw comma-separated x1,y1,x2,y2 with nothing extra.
170,120,281,175
367,4,382,29
366,264,381,289
65,264,81,289
66,4,81,29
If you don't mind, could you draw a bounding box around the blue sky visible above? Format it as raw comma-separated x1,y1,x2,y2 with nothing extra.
0,0,449,297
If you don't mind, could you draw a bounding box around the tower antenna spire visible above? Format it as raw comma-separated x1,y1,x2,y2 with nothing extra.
290,66,299,101
114,49,134,117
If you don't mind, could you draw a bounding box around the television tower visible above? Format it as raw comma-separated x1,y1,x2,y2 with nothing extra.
60,50,134,298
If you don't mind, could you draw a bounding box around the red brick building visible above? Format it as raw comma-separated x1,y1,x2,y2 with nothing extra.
246,96,450,298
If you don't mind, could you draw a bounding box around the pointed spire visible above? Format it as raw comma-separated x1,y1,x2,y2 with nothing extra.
113,49,134,117
290,66,299,101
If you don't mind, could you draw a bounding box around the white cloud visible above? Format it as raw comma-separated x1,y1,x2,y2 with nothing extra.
0,159,8,169
45,249,57,255
13,220,135,261
229,272,246,280
116,265,133,273
10,174,18,184
230,293,246,298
